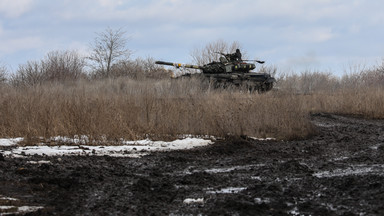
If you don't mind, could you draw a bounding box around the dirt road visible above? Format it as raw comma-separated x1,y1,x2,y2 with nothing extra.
1,113,384,215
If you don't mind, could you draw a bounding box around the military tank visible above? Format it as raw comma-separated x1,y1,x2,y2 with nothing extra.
155,52,275,92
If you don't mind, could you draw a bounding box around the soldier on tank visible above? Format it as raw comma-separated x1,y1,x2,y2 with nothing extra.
233,49,242,62
225,49,242,62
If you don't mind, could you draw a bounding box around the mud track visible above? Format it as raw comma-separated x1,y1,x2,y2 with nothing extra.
1,113,384,215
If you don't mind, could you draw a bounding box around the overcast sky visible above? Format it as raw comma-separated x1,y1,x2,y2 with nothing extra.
0,0,383,75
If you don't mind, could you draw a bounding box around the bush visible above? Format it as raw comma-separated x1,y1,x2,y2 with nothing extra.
106,57,171,80
0,63,7,83
276,70,339,94
341,63,384,89
10,50,86,87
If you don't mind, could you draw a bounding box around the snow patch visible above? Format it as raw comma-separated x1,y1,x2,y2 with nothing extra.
206,187,247,194
0,195,43,215
370,143,383,150
248,137,276,141
330,156,349,162
288,206,301,216
183,198,204,205
204,164,265,174
0,206,15,210
1,137,213,158
254,198,270,204
251,176,262,181
313,164,384,178
27,160,51,164
0,138,23,146
0,196,18,201
0,206,44,215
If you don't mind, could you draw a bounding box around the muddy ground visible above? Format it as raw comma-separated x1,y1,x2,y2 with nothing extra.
1,113,384,215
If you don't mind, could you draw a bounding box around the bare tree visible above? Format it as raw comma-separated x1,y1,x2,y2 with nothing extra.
88,27,132,78
190,40,243,65
0,63,7,83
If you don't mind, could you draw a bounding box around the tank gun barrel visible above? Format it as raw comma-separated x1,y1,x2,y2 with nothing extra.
155,61,175,66
155,61,202,70
242,60,265,64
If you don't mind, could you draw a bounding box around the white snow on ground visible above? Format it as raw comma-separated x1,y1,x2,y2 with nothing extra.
370,143,384,150
204,164,266,174
183,198,204,205
0,195,43,215
0,138,23,146
0,206,44,215
248,137,276,141
254,198,270,204
0,137,213,158
313,164,384,178
288,206,302,216
27,160,51,164
206,187,247,194
0,196,18,201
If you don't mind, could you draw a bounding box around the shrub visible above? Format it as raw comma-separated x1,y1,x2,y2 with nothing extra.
10,50,86,87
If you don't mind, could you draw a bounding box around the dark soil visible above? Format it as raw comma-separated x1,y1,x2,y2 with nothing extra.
1,113,384,215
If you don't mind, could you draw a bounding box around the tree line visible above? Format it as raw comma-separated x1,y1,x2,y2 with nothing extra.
0,27,170,87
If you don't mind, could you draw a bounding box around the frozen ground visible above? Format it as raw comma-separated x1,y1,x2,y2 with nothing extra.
1,113,384,215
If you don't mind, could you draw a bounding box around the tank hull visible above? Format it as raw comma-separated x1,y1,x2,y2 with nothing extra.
181,72,275,92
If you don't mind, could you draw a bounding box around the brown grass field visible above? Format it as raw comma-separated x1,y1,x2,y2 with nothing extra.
0,67,383,143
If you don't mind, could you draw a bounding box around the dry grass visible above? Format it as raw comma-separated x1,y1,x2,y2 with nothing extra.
0,78,313,142
303,87,384,118
1,68,383,143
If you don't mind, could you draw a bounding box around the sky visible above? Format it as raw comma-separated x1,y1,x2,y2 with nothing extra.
0,0,384,75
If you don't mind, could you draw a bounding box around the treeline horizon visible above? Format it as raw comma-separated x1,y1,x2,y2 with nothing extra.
0,47,383,89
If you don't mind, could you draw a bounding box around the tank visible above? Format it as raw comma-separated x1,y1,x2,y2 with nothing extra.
155,52,275,92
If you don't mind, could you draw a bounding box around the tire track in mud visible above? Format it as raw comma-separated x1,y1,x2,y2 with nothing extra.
1,113,384,215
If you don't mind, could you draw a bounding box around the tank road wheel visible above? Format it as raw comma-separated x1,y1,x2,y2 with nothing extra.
265,83,273,91
247,85,256,93
256,83,267,93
